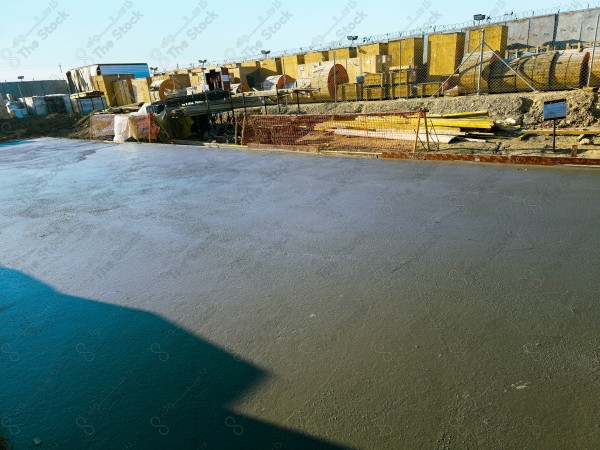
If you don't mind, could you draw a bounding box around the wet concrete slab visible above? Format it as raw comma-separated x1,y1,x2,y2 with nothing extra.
1,138,599,449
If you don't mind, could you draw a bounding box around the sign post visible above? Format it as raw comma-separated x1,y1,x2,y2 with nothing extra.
543,100,567,152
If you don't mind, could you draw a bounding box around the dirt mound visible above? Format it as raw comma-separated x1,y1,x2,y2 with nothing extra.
0,113,82,143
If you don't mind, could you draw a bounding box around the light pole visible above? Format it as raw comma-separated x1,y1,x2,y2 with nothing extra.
473,14,487,96
347,35,358,50
260,50,270,91
17,75,24,99
347,35,361,80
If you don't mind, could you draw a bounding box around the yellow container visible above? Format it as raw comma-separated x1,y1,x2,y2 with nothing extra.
337,83,364,101
152,74,191,88
362,72,386,87
328,47,357,60
468,25,508,55
260,57,282,75
391,84,413,99
131,77,152,103
281,54,305,78
365,86,385,101
427,33,466,77
388,38,424,68
357,43,388,59
112,79,135,105
91,74,134,106
304,51,329,64
344,56,385,82
416,82,442,97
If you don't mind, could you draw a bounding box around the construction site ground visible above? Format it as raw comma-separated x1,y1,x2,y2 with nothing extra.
1,138,599,449
2,90,600,159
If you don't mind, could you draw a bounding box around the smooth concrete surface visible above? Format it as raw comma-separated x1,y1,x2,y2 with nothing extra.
1,138,599,449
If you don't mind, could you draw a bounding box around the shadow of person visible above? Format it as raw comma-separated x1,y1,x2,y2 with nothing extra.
0,266,349,450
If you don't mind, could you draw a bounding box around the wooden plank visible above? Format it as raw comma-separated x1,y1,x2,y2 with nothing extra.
332,128,457,143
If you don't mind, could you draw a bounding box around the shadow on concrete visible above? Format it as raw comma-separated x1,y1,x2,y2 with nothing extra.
0,266,348,449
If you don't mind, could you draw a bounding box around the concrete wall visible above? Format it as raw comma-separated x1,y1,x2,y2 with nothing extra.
556,10,600,43
0,80,69,100
462,8,600,50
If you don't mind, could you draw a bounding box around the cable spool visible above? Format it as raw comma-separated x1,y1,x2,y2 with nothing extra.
261,74,296,91
587,52,600,87
457,51,499,94
552,50,590,90
513,51,558,91
309,63,349,101
149,79,183,101
230,83,251,93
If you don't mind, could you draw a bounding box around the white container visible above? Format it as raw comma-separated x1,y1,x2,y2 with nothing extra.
7,101,28,118
71,96,107,115
23,97,49,116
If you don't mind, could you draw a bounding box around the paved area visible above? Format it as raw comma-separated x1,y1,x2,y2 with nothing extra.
1,138,599,449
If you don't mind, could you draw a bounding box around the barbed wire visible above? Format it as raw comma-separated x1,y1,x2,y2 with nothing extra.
173,2,600,70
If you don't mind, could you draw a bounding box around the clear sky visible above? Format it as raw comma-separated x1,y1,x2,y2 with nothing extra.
0,0,594,81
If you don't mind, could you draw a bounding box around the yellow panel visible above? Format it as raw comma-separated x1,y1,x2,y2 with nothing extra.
152,74,191,88
468,25,508,54
281,54,304,78
391,84,413,99
304,51,328,64
388,38,424,68
362,73,386,86
112,80,134,106
91,74,134,106
328,47,357,60
417,82,443,97
427,33,466,77
337,83,364,101
344,56,384,82
260,58,282,74
365,86,385,101
357,43,388,58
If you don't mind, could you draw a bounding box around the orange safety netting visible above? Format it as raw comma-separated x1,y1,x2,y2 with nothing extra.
242,112,428,152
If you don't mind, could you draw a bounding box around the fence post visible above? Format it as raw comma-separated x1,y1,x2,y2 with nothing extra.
333,51,338,104
588,14,600,87
477,28,485,95
413,111,422,153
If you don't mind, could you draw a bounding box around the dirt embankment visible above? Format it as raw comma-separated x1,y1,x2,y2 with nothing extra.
271,89,600,129
0,114,83,143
